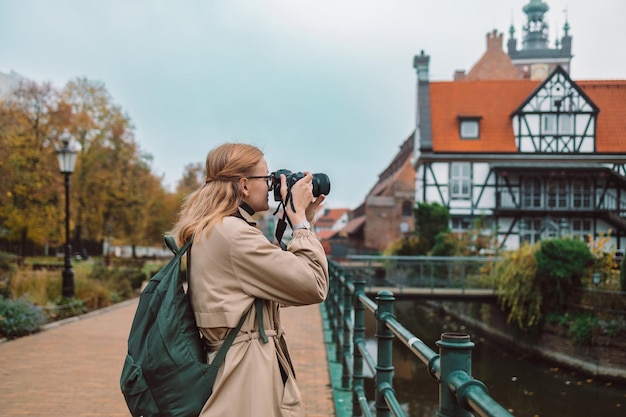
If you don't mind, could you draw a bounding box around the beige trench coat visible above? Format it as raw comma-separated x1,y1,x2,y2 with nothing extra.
189,208,329,417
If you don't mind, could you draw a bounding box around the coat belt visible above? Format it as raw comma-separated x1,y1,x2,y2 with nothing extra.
204,329,279,352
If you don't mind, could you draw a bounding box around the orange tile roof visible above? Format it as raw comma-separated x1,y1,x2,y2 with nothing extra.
316,208,349,228
430,80,538,152
429,78,626,154
316,229,338,241
341,215,366,235
578,80,626,153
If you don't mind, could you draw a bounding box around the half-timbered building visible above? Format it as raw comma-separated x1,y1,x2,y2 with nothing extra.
413,7,626,251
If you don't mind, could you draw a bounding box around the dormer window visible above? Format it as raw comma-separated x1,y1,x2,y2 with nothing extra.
458,116,481,139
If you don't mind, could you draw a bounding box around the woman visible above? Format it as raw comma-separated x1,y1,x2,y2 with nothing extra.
170,143,329,416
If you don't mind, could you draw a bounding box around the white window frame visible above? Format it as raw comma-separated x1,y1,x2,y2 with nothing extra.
460,120,480,139
571,218,592,242
522,177,542,208
520,218,542,244
559,114,574,135
547,178,567,208
572,179,592,209
450,163,471,199
542,114,556,134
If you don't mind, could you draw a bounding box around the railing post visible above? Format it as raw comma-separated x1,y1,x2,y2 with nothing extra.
375,291,395,417
328,264,339,353
335,270,344,363
341,272,353,390
436,333,474,417
353,279,366,416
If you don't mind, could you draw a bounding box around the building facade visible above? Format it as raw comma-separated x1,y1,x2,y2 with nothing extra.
413,2,626,251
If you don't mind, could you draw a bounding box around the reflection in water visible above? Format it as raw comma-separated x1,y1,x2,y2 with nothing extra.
363,301,626,417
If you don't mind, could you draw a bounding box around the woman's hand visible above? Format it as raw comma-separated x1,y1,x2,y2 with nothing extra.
281,172,325,226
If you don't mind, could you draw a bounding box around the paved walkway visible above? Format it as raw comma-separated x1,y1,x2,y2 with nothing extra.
0,299,335,417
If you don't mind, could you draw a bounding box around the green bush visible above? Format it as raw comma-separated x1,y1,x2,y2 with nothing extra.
0,252,17,299
568,314,599,346
90,263,146,294
0,296,46,338
45,296,87,320
414,202,450,255
535,238,594,313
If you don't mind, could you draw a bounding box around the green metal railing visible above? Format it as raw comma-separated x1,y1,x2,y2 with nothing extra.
326,261,513,417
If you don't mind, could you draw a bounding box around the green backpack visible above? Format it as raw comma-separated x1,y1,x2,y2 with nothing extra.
120,236,251,417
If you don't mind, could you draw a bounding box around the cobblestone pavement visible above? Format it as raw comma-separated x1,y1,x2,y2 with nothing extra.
0,299,334,417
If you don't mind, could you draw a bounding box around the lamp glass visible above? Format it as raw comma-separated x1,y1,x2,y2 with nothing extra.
57,147,78,174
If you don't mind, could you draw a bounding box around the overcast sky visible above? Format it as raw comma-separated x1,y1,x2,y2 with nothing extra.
1,0,624,208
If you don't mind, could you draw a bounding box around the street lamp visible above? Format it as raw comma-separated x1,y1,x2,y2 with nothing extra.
56,130,79,298
592,271,601,288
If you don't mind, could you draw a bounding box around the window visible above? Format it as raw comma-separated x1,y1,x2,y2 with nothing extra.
572,179,592,209
458,116,481,139
401,200,413,217
450,163,471,199
542,114,556,134
451,217,472,238
559,114,574,135
519,218,542,244
547,179,567,208
571,219,592,241
522,177,542,208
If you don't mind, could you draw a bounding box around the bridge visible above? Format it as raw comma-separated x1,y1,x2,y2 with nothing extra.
363,286,497,301
337,254,501,302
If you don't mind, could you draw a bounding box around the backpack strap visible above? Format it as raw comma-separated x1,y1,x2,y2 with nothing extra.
164,235,193,256
206,302,252,395
166,233,268,393
255,298,268,344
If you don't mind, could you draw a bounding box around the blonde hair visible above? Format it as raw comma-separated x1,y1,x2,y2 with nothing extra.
169,143,264,245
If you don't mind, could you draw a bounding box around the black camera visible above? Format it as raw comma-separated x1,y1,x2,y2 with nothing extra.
271,169,331,202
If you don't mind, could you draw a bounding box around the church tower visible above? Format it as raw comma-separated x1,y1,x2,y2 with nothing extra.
507,0,573,80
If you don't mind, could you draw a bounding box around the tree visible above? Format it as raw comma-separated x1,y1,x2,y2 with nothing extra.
414,202,450,255
0,75,183,256
61,78,173,252
535,238,594,313
0,81,65,254
431,215,499,257
495,243,542,330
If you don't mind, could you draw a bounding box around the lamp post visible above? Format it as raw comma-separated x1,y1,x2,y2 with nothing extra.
593,271,601,288
56,131,79,298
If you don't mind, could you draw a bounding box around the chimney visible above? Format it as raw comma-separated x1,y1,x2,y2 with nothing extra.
413,50,430,83
454,70,466,81
413,50,432,152
487,29,503,51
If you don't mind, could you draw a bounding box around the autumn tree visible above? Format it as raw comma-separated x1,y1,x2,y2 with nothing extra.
61,78,175,254
0,76,180,256
0,81,66,255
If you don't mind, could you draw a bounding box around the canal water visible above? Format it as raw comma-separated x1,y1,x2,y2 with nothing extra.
363,301,626,417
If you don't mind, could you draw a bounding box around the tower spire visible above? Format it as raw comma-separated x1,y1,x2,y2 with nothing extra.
507,0,574,78
522,0,550,50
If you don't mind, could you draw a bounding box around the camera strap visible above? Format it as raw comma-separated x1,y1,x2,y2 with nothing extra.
273,190,296,251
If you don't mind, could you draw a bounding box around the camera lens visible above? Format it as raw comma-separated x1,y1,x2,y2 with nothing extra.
271,170,331,201
312,173,331,197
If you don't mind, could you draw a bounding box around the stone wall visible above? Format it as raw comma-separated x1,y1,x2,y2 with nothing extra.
441,301,626,383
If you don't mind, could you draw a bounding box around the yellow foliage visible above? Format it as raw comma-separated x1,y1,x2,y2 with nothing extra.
586,231,619,289
495,243,543,330
383,235,421,256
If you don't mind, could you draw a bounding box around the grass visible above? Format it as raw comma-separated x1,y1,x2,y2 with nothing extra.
9,255,169,311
